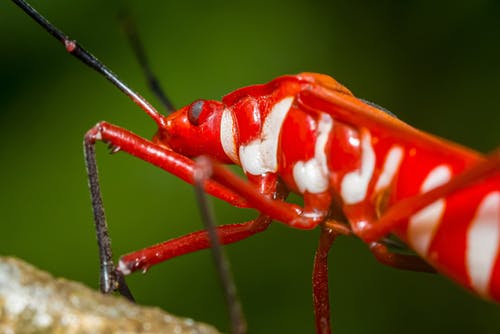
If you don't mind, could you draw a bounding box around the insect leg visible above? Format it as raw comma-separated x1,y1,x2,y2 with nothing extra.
118,159,290,274
84,131,134,300
323,215,435,273
207,160,327,229
119,217,270,274
312,226,338,334
83,122,258,295
368,242,436,273
86,122,249,207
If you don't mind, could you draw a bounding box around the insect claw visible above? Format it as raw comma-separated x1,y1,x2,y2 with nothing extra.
114,269,135,302
108,144,121,154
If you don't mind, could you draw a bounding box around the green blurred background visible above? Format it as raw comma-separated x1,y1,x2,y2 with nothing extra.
1,0,499,333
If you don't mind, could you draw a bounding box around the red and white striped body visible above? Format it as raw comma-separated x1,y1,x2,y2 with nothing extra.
161,73,500,301
331,115,500,301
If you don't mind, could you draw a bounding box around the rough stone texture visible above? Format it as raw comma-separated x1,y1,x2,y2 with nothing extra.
0,256,221,334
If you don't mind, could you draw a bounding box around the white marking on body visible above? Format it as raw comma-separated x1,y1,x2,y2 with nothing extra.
466,191,500,298
239,97,293,175
220,108,239,163
341,129,376,204
375,146,404,192
408,165,452,256
293,113,333,193
348,136,360,147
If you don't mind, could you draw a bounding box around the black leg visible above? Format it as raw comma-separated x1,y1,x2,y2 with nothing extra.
84,132,135,301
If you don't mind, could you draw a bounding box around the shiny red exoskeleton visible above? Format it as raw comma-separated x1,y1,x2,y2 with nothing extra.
87,73,499,332
152,72,500,296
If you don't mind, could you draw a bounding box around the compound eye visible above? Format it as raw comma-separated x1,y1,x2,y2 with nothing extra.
187,100,205,125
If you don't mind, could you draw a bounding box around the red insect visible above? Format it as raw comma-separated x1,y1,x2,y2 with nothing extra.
12,1,500,333
118,71,500,298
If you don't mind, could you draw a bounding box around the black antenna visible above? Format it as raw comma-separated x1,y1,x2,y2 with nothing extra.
118,11,176,114
11,0,165,127
13,3,247,333
11,0,140,298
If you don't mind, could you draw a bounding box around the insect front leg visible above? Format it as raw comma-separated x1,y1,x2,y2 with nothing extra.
85,122,249,207
84,127,134,300
205,161,332,230
83,121,264,297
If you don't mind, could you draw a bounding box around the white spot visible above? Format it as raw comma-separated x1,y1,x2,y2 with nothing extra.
408,200,446,256
466,191,500,298
375,146,404,192
293,160,326,193
315,114,332,178
420,165,453,193
117,260,131,275
220,108,239,163
341,129,376,204
293,113,333,193
239,143,263,175
348,136,360,147
408,164,452,256
239,97,293,175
